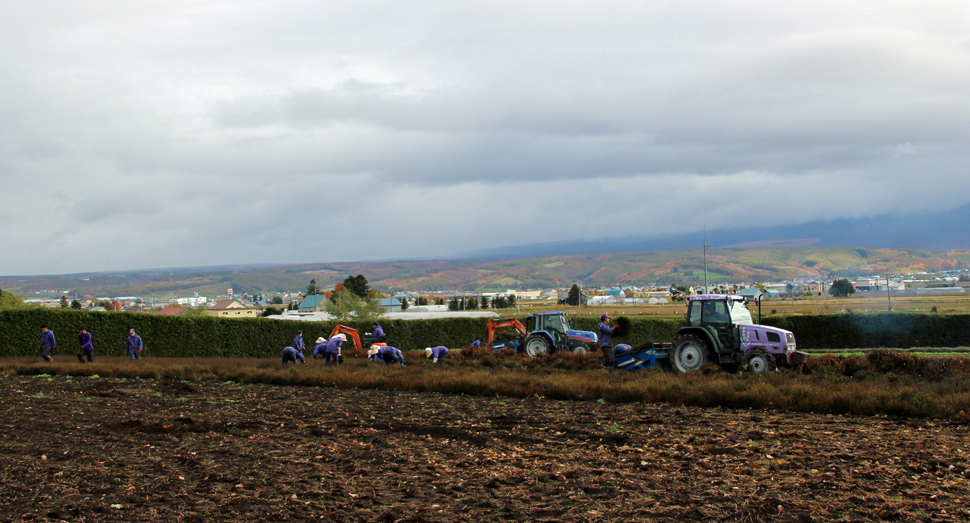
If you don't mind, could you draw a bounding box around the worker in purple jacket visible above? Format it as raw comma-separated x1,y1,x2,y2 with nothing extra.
323,334,344,366
77,326,94,363
598,314,618,368
425,346,449,363
281,346,305,365
39,324,56,363
293,331,305,352
126,328,143,360
312,337,328,359
380,346,405,366
363,322,386,346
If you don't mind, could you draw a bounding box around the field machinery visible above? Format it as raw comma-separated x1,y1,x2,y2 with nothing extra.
668,294,810,374
486,312,598,357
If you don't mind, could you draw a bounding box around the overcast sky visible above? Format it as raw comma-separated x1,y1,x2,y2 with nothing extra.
2,1,968,276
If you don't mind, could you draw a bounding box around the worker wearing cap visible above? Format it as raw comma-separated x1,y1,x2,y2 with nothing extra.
363,322,386,347
312,337,328,359
39,324,56,363
323,333,345,366
77,326,94,363
281,346,305,365
126,328,143,360
598,314,619,368
425,346,449,363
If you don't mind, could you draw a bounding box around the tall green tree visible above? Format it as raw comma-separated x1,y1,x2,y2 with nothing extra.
480,296,490,309
325,291,386,322
567,284,581,306
398,297,409,311
59,295,69,308
304,279,321,297
70,299,82,309
507,294,517,308
829,278,856,297
343,275,371,299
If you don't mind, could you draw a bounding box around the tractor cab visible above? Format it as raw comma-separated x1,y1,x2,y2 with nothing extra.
526,312,568,347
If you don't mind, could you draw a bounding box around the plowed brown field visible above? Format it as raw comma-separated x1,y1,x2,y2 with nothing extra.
2,374,969,522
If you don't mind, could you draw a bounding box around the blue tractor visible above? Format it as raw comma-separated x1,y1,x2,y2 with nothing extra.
487,312,598,357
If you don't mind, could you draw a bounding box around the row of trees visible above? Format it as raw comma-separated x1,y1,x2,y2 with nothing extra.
447,294,517,311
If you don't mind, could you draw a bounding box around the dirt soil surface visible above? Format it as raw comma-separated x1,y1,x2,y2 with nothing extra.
2,375,970,522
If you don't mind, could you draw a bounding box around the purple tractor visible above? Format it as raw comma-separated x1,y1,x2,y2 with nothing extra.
671,294,810,374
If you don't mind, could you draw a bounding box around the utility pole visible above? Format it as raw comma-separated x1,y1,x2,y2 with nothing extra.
703,225,709,293
886,275,892,312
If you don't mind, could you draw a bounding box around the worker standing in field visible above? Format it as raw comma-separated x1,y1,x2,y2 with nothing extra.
126,328,143,360
425,346,449,363
39,324,56,363
312,337,328,359
363,322,386,347
598,314,618,368
324,333,345,366
281,346,305,365
293,331,305,353
77,326,94,363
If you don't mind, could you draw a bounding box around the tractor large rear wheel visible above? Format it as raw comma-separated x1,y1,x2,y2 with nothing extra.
524,335,551,358
671,334,710,373
742,348,776,374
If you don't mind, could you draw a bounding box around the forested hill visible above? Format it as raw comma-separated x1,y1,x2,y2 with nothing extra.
2,247,968,297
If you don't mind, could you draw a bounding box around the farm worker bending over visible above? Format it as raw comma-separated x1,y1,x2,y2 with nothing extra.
367,344,387,363
312,337,328,359
363,322,386,346
39,324,56,363
281,346,306,365
324,333,345,366
77,326,94,363
598,314,618,368
126,329,143,360
380,346,405,366
470,340,481,348
293,331,305,352
425,346,449,363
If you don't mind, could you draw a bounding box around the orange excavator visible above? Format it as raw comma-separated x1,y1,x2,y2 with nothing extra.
328,324,363,352
485,317,527,351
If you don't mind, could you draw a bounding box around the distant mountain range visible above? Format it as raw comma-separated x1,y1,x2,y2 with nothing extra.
2,204,968,298
459,203,970,259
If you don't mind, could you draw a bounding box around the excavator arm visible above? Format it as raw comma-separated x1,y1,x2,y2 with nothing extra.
486,318,527,345
329,324,362,352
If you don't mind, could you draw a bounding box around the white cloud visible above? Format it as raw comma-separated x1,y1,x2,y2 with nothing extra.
0,0,968,275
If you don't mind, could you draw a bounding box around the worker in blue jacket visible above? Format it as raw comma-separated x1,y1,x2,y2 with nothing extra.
281,346,306,365
380,346,405,366
323,334,344,366
293,331,305,352
425,346,449,363
77,326,94,363
39,324,56,363
363,322,386,346
126,329,143,360
598,314,618,368
312,337,328,359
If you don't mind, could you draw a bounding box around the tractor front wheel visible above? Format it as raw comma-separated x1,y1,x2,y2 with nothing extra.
571,345,588,355
742,348,776,374
671,334,710,373
524,335,551,358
